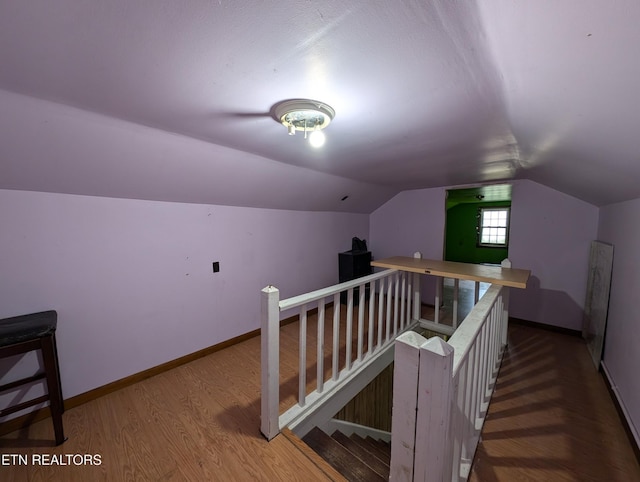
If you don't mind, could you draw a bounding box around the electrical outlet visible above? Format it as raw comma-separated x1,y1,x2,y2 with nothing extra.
212,261,220,273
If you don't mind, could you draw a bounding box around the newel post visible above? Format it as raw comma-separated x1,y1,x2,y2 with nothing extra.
390,331,428,482
414,337,454,482
261,285,280,440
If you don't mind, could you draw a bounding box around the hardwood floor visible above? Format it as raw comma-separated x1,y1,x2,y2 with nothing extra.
470,322,640,482
0,330,341,482
1,312,638,481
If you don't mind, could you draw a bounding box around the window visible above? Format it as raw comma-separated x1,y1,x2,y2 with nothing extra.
478,208,510,247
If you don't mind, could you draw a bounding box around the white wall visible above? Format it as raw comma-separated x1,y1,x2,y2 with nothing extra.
597,197,640,444
0,189,368,405
369,180,599,331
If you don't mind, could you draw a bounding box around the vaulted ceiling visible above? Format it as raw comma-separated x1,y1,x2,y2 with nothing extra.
1,1,638,213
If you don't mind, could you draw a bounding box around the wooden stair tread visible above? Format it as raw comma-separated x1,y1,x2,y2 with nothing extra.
331,431,390,478
281,429,348,482
360,435,391,464
303,428,386,482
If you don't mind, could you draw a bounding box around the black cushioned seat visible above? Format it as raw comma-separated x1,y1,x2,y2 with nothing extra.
0,310,66,445
0,311,58,346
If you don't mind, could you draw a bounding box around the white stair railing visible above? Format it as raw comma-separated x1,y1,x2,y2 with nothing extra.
390,283,509,482
261,264,422,441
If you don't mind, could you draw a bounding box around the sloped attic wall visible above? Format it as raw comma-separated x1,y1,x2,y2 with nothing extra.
0,89,395,214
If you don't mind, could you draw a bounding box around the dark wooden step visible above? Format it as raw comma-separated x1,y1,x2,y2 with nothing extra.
353,434,390,465
331,431,390,479
365,435,391,463
303,427,385,482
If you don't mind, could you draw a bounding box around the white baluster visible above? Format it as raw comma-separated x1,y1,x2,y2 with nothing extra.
453,278,460,329
299,304,307,406
400,272,406,330
406,272,413,327
385,276,393,342
332,293,340,381
357,283,365,361
368,280,375,355
413,252,422,321
346,288,354,370
435,277,441,325
393,272,400,336
317,299,325,393
378,277,385,349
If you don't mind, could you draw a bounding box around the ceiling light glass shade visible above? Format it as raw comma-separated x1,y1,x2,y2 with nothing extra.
274,99,335,133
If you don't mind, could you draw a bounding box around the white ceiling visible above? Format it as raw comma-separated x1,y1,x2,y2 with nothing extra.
0,0,638,213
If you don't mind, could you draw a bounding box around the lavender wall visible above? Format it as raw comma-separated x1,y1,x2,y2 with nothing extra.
0,189,368,405
369,180,599,331
509,180,599,330
369,187,447,299
597,197,640,443
370,187,446,260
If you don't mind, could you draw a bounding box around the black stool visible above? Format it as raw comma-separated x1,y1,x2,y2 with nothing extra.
0,310,66,445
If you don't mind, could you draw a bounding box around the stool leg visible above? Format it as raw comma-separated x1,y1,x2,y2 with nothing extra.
51,333,65,414
41,335,66,445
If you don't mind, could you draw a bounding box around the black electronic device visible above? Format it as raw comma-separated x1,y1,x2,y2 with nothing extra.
338,250,372,304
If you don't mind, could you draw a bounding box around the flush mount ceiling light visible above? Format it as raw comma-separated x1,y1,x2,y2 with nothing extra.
274,99,335,148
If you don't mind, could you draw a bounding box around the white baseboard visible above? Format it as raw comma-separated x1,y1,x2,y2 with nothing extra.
601,361,640,450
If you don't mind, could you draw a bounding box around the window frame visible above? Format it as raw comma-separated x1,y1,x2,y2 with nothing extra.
477,207,510,248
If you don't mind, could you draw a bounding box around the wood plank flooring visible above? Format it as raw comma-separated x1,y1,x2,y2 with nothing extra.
1,310,638,481
470,322,640,482
0,329,340,482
